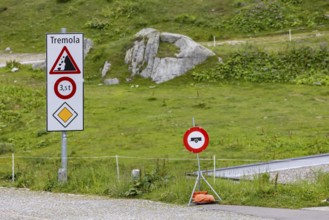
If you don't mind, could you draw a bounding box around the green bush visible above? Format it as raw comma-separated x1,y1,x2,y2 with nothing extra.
0,143,13,154
0,6,7,13
6,60,21,69
100,1,146,19
56,0,71,3
174,14,197,24
192,45,329,85
85,18,110,30
125,160,170,197
220,0,328,34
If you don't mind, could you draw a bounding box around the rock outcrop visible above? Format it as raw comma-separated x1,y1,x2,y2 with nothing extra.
125,28,215,84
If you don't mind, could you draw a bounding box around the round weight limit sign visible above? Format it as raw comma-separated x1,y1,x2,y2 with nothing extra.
54,77,77,99
183,127,209,153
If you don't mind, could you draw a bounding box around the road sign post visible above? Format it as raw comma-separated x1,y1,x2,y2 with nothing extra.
183,118,221,206
46,28,84,183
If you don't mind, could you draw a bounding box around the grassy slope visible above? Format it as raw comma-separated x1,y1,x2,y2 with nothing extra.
0,0,232,51
1,0,329,52
2,68,329,207
1,0,329,208
1,0,328,81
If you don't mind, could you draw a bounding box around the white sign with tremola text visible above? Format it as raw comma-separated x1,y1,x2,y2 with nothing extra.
46,33,84,131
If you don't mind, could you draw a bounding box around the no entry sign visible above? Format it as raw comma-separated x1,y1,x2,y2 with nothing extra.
183,127,209,153
46,33,84,131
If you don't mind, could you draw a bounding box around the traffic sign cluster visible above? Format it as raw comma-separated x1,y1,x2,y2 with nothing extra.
46,33,84,131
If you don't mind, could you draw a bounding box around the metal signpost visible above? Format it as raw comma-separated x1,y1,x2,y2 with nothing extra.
183,119,221,206
46,29,84,182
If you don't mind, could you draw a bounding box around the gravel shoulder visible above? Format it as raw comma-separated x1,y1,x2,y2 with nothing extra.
0,187,272,220
0,53,45,67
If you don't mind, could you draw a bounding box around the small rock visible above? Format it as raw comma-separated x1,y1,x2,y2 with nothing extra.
84,38,93,58
104,78,119,85
101,61,111,78
11,67,19,72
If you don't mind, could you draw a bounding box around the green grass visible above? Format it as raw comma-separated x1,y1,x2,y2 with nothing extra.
1,65,329,208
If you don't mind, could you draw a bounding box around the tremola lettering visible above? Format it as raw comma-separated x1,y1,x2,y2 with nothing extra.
51,36,80,44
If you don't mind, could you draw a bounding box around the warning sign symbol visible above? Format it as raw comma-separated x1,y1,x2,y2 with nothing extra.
50,46,81,74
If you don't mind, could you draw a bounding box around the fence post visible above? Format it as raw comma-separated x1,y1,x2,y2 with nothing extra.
12,153,14,182
213,155,216,184
116,155,120,180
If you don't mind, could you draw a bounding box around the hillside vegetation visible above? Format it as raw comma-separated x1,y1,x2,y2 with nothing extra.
1,0,329,208
1,0,329,81
1,0,329,50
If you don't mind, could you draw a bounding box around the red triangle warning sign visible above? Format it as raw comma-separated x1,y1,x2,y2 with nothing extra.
50,46,81,74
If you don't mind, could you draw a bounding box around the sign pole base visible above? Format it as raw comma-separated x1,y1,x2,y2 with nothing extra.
58,168,67,183
188,172,222,206
188,155,222,206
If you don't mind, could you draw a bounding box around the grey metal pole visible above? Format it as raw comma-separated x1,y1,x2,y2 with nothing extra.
62,131,68,170
12,153,14,182
213,155,216,184
58,27,68,183
58,131,68,182
192,117,201,191
116,155,120,180
197,153,201,191
61,28,67,34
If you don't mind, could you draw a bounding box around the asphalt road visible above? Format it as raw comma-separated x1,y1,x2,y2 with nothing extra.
1,187,329,220
204,204,329,220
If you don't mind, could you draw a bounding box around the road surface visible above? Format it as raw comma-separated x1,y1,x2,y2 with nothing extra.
1,187,329,220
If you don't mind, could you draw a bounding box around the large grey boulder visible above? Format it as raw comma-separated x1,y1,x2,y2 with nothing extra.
125,28,215,83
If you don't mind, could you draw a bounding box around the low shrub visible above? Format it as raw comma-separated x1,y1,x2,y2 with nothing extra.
56,0,71,3
192,45,329,85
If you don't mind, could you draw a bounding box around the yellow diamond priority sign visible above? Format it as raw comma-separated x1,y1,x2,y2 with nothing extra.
58,107,73,123
53,102,78,128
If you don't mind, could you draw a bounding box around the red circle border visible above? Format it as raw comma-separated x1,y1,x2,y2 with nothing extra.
183,126,209,153
54,77,77,99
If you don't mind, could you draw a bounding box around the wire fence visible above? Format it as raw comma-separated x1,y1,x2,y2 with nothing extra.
0,154,261,184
